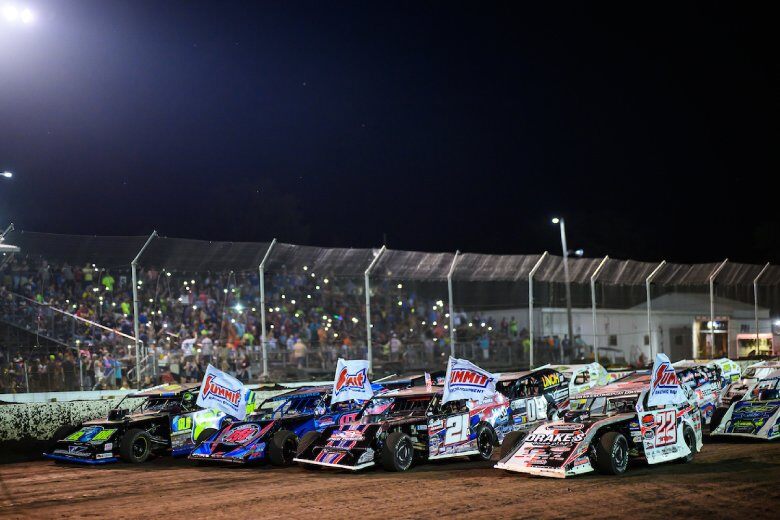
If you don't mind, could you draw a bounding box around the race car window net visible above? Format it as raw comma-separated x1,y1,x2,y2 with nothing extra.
498,378,542,400
362,396,431,422
750,378,780,399
263,395,322,419
573,395,638,415
136,398,182,413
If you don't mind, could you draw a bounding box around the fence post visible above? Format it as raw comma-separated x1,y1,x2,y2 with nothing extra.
131,231,157,389
258,238,277,380
447,250,460,357
645,260,666,360
589,255,609,363
528,252,548,369
364,246,387,376
707,259,728,358
753,262,770,358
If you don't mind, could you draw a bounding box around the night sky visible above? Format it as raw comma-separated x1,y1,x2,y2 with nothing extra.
0,2,776,263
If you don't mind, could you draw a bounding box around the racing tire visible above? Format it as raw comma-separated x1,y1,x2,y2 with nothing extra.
469,424,496,461
678,426,697,464
296,431,321,458
268,430,298,467
709,407,726,433
381,431,414,472
48,424,78,451
499,430,527,459
119,428,152,463
194,428,218,447
595,431,629,475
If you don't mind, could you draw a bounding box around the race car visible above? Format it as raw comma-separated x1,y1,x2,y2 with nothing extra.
44,383,253,464
707,358,742,386
495,377,702,478
711,369,780,440
189,385,369,465
491,367,570,455
294,385,506,471
548,363,609,396
711,360,780,430
670,361,722,425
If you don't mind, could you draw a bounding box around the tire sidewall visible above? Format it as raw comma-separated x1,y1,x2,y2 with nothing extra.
120,429,152,463
610,434,628,474
269,430,298,466
393,434,413,471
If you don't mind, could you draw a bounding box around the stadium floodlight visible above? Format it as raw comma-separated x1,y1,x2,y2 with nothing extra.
3,5,34,24
1,171,12,178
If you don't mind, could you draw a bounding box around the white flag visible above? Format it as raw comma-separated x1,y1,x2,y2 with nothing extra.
443,357,497,404
648,353,687,407
196,364,248,420
332,359,373,404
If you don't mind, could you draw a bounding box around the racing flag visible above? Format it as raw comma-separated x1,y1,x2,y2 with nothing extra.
332,359,374,404
648,353,687,407
196,364,249,420
443,357,497,404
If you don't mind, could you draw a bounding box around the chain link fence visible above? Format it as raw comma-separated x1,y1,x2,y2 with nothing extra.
2,231,780,393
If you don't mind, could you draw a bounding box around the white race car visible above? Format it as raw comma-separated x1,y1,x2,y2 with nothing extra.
711,370,780,441
711,360,780,430
548,363,609,396
495,376,702,478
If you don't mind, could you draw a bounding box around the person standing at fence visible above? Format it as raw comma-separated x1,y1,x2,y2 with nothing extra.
199,331,213,366
292,337,307,370
480,334,490,360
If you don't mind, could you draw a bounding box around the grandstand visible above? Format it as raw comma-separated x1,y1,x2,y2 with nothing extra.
2,230,780,394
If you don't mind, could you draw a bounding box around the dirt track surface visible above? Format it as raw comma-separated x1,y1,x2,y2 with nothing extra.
1,440,778,520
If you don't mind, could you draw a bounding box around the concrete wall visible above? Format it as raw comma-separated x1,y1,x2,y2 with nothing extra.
0,390,288,444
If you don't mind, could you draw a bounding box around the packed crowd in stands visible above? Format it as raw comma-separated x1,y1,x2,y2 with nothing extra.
0,255,579,393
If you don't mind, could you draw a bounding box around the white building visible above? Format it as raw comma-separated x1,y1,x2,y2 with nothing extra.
478,293,776,364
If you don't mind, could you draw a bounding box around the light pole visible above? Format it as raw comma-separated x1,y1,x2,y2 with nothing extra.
552,217,574,361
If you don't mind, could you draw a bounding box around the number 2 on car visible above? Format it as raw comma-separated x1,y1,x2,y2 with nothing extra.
444,414,470,445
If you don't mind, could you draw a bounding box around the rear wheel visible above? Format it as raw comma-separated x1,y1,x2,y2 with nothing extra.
499,430,527,459
679,426,696,463
595,431,629,475
709,408,726,432
296,431,321,458
48,424,78,452
120,428,152,463
381,431,414,472
268,430,297,466
469,425,495,461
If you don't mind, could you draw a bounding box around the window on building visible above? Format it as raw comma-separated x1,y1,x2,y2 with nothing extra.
644,335,650,346
608,335,617,346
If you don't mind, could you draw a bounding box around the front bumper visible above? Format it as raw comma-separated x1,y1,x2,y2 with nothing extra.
43,452,119,464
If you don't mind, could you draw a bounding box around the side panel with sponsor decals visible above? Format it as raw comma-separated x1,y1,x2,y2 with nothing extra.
428,412,479,458
638,406,693,464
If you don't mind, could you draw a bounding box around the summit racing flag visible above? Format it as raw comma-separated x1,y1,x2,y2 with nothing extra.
197,364,249,420
648,354,687,407
331,359,374,404
443,357,497,404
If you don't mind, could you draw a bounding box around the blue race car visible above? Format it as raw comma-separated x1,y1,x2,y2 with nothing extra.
189,385,372,466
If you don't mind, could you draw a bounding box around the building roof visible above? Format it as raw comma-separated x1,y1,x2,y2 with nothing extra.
629,292,767,318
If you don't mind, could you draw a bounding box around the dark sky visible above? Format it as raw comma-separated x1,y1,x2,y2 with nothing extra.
0,1,776,263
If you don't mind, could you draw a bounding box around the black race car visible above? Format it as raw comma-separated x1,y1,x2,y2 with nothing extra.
43,383,249,464
294,385,509,471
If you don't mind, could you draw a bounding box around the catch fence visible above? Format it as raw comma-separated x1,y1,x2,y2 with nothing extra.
2,231,780,392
